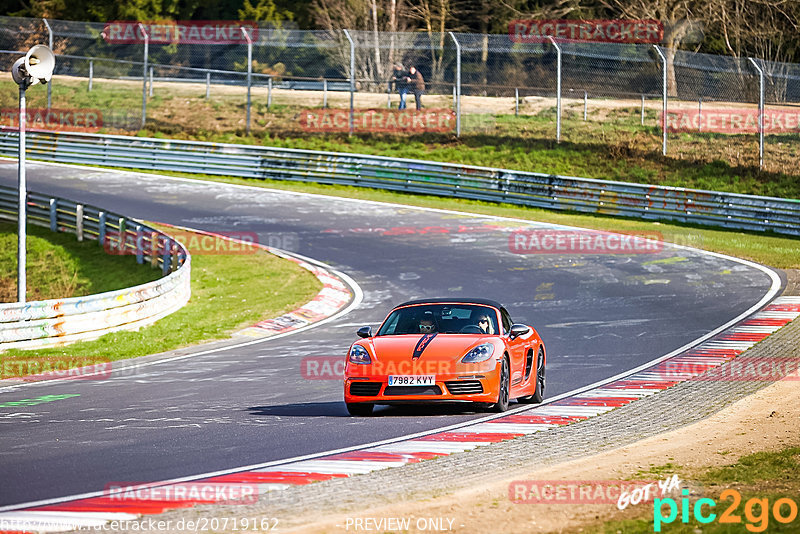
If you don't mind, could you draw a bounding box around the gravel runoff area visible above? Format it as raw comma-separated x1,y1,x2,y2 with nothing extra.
102,269,800,534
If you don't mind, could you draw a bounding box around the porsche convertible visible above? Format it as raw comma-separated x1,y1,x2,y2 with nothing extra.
343,298,546,416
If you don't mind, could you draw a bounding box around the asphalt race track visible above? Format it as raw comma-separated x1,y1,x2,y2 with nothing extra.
0,161,779,508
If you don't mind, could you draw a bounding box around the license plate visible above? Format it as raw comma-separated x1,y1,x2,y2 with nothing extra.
388,375,435,386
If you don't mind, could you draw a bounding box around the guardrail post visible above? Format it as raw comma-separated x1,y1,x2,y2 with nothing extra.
241,26,253,135
43,18,53,110
205,71,210,99
548,36,561,143
138,23,149,129
343,29,355,136
49,198,57,232
135,225,144,264
653,45,668,156
748,57,765,170
88,60,93,92
150,231,159,267
162,238,172,275
98,211,106,245
448,31,461,137
75,204,84,241
267,76,272,111
118,217,126,253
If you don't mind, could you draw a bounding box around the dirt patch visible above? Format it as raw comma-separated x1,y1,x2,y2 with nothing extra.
286,375,800,534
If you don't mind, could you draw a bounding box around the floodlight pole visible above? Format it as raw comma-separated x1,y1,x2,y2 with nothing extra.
653,45,668,156
448,32,461,137
548,36,561,143
138,23,148,129
241,26,253,135
343,29,355,136
748,57,764,170
17,85,27,302
43,18,52,110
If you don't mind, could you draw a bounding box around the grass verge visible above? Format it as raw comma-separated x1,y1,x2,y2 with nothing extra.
1,224,322,374
0,221,161,302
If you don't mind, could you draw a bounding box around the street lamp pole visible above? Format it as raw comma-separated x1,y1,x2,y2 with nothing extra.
11,45,55,303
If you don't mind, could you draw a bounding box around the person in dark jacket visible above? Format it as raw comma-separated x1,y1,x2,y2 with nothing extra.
391,64,409,110
406,66,425,110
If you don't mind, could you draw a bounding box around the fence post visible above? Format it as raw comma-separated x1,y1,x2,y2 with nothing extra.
515,88,519,117
138,23,149,129
448,31,461,137
748,57,765,170
149,66,153,97
641,94,645,125
547,36,561,143
88,60,93,91
343,29,355,136
653,45,667,156
583,91,588,121
43,18,53,110
241,26,253,135
323,79,328,108
698,98,702,132
267,76,273,110
205,71,210,99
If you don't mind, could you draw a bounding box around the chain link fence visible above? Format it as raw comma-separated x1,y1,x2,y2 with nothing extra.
1,16,798,171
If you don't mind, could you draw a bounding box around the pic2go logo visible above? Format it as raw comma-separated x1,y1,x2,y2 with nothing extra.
654,489,798,532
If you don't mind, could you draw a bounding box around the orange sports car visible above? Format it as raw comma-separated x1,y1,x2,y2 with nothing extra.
343,298,546,416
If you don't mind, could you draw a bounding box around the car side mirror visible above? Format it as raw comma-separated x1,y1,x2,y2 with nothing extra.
509,324,530,339
356,326,373,339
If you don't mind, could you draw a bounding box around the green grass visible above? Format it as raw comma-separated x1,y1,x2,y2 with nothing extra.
1,223,322,370
0,222,161,302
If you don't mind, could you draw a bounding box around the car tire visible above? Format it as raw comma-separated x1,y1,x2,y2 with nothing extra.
490,357,510,412
346,403,374,416
518,347,545,404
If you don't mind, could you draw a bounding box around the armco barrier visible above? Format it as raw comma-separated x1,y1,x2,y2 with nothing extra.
0,130,798,236
0,185,190,351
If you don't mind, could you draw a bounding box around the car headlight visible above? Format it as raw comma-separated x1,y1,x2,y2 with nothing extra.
461,343,494,363
349,344,371,364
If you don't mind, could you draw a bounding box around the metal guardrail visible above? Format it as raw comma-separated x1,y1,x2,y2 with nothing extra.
0,184,190,350
0,130,798,237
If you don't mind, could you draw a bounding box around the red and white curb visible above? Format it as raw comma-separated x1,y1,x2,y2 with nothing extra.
2,296,797,533
156,224,355,340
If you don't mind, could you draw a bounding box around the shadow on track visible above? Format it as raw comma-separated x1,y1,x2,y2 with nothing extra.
248,402,486,418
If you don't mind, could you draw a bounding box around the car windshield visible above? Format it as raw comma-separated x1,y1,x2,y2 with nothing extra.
376,304,499,336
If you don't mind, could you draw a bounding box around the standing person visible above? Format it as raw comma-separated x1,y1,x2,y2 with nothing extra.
391,64,409,110
406,66,425,110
